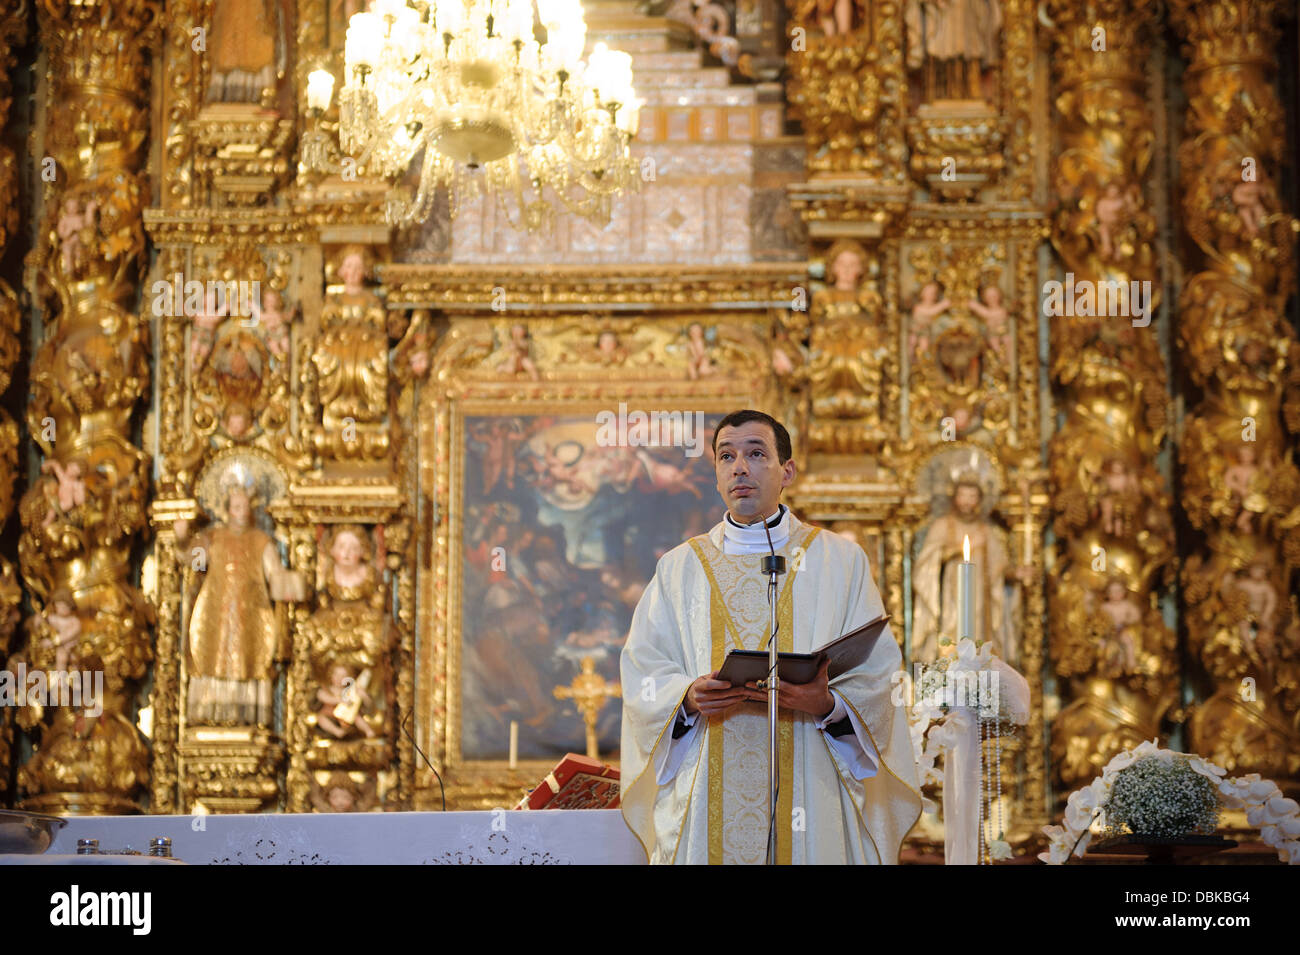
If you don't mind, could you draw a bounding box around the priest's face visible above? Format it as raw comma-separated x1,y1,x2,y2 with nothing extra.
714,421,795,524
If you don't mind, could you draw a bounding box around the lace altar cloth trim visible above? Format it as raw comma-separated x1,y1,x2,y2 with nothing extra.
45,809,642,865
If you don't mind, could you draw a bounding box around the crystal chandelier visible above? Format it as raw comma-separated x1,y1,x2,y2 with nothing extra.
338,0,643,232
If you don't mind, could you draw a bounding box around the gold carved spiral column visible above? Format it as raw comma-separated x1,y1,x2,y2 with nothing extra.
15,0,159,813
1169,0,1300,784
0,0,27,802
1043,0,1177,791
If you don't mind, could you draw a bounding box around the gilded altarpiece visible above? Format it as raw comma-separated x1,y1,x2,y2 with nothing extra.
2,0,1295,861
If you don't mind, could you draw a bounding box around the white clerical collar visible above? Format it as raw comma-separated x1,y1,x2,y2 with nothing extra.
722,503,790,552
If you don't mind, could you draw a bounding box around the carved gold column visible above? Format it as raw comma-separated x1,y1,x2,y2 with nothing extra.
1044,0,1177,793
1170,0,1300,784
15,0,159,813
0,0,27,804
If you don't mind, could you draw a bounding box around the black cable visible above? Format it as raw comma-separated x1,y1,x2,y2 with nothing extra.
762,511,782,859
402,705,446,812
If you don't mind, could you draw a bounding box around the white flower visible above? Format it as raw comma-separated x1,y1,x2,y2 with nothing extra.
1103,740,1153,775
1217,779,1248,809
1266,796,1299,821
1247,778,1281,801
1064,789,1100,832
953,639,976,670
1038,826,1074,865
1188,756,1225,781
989,839,1013,861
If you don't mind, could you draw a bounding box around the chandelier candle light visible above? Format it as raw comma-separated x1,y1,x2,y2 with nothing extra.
337,0,644,232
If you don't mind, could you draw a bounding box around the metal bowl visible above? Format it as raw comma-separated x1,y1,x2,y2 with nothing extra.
0,809,68,854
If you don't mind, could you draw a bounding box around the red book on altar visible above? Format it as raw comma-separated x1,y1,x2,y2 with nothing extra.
515,753,621,810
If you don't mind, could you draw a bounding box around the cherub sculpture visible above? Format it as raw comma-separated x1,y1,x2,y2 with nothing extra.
1096,578,1140,675
39,589,83,673
967,284,1011,361
256,289,295,361
909,280,951,358
56,197,98,276
1231,178,1266,237
684,322,715,380
1095,182,1139,261
1097,456,1141,537
497,323,541,380
316,663,378,739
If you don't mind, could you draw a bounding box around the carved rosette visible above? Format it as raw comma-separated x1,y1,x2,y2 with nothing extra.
0,0,27,801
1169,0,1300,783
1042,0,1176,793
15,0,160,813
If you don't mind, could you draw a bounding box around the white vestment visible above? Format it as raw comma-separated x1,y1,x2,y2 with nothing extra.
620,509,923,864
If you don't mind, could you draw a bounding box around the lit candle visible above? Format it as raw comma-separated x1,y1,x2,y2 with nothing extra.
509,720,518,769
959,534,974,640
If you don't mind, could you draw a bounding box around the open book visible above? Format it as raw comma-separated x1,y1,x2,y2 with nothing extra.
714,614,891,687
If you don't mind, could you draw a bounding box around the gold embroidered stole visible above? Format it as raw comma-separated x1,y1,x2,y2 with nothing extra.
687,523,821,865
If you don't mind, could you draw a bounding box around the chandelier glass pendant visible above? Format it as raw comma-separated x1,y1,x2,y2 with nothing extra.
339,0,643,232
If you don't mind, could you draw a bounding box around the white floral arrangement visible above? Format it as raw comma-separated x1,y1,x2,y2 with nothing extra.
1040,739,1300,865
908,638,1030,862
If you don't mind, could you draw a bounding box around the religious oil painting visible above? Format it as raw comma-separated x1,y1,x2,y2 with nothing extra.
454,407,726,763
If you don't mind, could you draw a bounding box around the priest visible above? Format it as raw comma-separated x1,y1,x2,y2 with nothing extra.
620,409,923,864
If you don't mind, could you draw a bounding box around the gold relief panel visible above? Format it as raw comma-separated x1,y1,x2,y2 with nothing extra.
900,241,1019,448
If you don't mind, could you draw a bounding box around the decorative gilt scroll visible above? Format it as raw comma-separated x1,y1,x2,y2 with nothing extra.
1170,0,1300,785
1044,0,1177,794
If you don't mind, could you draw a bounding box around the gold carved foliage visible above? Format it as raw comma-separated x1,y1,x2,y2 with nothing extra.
1169,0,1300,781
784,0,902,178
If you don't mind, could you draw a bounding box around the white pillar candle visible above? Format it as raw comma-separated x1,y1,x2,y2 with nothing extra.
509,720,518,769
959,534,974,641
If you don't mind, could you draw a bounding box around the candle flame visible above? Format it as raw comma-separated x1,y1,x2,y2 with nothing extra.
963,534,970,561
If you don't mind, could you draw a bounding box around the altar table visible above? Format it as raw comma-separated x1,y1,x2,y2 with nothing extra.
34,809,643,865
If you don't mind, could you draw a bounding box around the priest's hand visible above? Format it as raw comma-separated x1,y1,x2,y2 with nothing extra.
745,658,835,719
684,671,751,718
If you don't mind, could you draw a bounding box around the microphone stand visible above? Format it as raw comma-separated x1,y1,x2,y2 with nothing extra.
761,513,785,866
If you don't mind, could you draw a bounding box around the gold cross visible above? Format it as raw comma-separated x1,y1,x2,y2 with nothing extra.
553,656,621,761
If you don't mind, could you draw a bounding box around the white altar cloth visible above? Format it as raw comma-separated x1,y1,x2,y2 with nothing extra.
30,809,642,865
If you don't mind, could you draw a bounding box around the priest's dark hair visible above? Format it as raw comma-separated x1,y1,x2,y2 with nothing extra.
711,409,792,464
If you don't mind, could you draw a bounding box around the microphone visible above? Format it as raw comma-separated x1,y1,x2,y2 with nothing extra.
761,507,786,646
